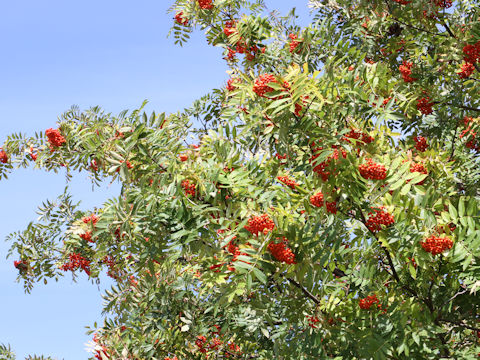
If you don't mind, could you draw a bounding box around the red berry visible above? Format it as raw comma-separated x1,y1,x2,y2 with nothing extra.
421,235,453,255
244,214,275,236
326,201,337,214
0,150,8,164
223,20,236,37
310,192,324,207
310,142,347,181
458,62,475,78
277,175,298,189
359,294,380,310
197,0,213,10
417,97,434,115
174,12,189,26
399,60,416,82
414,136,428,152
45,128,66,149
181,180,196,197
366,207,394,233
409,162,428,184
60,252,91,276
462,41,480,64
267,237,296,264
252,74,278,97
288,33,301,53
359,158,387,180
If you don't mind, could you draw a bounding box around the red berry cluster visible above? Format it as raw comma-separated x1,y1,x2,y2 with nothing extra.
410,162,428,184
288,33,301,53
359,294,386,313
343,129,374,144
181,180,196,197
164,357,179,360
410,162,427,175
458,61,475,79
252,74,278,97
421,235,453,255
93,334,110,360
244,214,275,236
223,20,236,37
460,127,479,151
102,255,120,280
463,116,473,126
174,12,188,26
275,153,287,161
195,335,208,354
80,231,93,243
417,97,434,115
309,191,324,207
291,95,309,117
277,175,298,189
13,259,28,270
310,143,347,181
226,240,239,257
359,158,387,180
29,146,38,161
90,159,98,172
114,226,125,241
83,214,99,225
0,149,8,164
267,237,296,264
408,257,417,269
306,315,320,329
60,252,91,276
359,294,380,310
45,128,66,148
367,95,393,108
226,78,240,92
227,341,242,355
326,201,337,214
463,40,480,64
193,330,241,357
129,275,138,287
209,263,223,272
226,41,260,62
115,160,133,173
414,136,428,152
393,0,411,4
225,239,248,269
399,60,416,82
432,0,452,7
179,153,188,162
366,208,395,233
197,0,213,10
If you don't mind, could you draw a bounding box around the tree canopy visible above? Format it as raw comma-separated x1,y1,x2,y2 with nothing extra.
2,0,480,359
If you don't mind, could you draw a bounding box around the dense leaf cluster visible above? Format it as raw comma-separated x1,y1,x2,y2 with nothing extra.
2,0,480,359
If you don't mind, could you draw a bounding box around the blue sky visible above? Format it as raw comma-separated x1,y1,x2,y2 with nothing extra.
0,1,311,358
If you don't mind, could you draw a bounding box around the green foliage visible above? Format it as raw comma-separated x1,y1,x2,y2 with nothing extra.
3,0,480,359
0,344,16,360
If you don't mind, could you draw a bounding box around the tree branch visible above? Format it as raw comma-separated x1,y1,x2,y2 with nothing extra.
437,318,480,332
281,274,321,305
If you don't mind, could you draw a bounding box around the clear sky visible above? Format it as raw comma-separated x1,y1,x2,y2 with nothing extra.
0,1,311,358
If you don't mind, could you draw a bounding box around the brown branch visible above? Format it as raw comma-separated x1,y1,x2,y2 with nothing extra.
437,318,480,332
445,103,480,113
383,0,447,37
442,286,469,307
281,274,321,305
441,20,456,39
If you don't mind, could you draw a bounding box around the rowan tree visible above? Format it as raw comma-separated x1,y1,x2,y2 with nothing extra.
2,0,480,359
